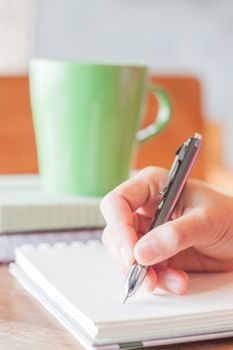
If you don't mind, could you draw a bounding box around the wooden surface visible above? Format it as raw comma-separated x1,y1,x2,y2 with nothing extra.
0,266,233,350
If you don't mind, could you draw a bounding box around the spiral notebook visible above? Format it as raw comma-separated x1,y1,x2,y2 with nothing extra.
10,241,233,350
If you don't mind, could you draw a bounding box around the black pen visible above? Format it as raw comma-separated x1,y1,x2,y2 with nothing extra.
123,133,202,303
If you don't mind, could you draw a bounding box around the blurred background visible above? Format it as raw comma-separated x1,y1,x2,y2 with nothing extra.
1,0,233,190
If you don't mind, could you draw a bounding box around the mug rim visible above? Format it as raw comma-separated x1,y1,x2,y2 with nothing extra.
29,58,147,70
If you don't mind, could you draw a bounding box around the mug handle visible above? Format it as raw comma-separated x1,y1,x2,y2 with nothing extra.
136,84,172,143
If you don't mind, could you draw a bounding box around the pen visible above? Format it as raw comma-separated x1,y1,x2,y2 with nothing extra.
123,133,202,303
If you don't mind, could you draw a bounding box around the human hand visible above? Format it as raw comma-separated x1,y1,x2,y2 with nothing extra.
100,167,233,295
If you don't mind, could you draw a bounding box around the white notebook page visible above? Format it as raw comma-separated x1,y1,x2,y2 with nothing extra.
14,241,233,344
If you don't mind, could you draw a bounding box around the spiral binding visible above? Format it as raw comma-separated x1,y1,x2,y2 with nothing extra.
19,239,102,252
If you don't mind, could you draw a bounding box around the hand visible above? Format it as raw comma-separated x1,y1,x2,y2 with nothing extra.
100,167,233,295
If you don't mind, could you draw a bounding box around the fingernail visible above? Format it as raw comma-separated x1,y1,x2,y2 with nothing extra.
120,246,133,266
164,278,181,294
135,239,158,263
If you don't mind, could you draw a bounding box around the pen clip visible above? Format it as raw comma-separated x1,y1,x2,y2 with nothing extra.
168,139,190,182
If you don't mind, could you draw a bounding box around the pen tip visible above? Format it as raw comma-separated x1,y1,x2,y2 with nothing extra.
123,295,128,304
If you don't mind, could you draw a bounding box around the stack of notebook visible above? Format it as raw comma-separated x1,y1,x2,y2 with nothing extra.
10,240,233,349
0,175,104,262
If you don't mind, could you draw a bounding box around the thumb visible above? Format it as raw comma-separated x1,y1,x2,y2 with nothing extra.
134,211,204,266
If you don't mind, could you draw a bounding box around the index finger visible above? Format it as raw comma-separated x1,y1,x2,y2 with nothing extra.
101,167,167,254
100,167,168,228
100,167,168,267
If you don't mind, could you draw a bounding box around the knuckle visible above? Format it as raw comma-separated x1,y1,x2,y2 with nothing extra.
142,166,158,174
201,206,214,223
99,192,114,213
141,166,165,177
165,221,186,250
198,206,220,245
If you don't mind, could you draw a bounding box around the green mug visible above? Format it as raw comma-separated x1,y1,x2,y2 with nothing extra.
29,60,171,197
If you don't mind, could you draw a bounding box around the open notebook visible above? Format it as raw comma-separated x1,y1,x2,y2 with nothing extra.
10,241,233,350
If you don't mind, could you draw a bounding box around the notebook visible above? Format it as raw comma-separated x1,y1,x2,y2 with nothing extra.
10,241,233,350
0,175,104,233
0,229,101,263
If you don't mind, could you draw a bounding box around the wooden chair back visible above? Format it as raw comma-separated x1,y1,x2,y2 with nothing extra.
0,76,37,173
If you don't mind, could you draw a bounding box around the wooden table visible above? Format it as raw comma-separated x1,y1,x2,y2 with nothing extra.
0,267,233,350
